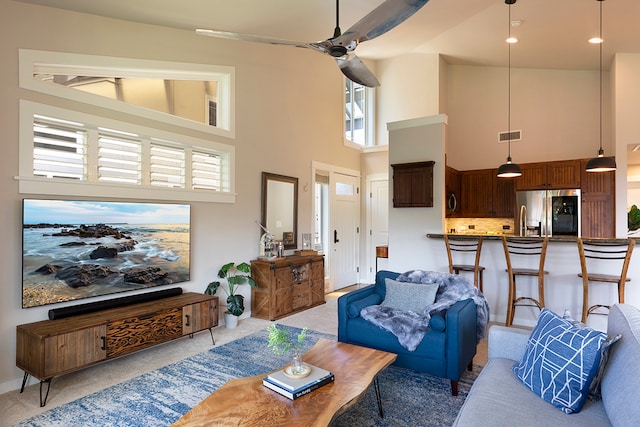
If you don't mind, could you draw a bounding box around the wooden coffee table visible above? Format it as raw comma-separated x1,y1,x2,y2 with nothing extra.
172,338,397,426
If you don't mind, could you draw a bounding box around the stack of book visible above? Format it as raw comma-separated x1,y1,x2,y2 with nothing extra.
262,364,334,400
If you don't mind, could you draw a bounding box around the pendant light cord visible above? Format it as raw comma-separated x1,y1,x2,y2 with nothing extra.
598,0,603,152
508,2,512,159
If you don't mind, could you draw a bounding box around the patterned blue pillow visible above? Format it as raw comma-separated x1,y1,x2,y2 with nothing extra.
512,309,607,414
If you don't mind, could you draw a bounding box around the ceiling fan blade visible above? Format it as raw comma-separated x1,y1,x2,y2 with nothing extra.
334,0,430,47
336,55,380,87
197,1,428,87
196,29,326,53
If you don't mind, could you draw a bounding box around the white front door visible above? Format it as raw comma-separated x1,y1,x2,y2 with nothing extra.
330,172,360,290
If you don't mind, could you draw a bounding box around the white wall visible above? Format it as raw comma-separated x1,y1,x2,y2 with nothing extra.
446,65,608,171
375,54,442,147
0,0,362,393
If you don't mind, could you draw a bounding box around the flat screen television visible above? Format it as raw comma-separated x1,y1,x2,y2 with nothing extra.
22,199,191,308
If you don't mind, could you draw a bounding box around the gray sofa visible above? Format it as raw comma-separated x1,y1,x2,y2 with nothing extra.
454,304,640,427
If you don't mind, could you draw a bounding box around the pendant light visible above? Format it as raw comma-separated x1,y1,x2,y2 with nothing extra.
585,0,616,172
497,0,522,178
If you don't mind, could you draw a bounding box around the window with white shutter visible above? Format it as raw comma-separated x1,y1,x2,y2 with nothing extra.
33,118,87,180
98,133,142,185
150,143,186,189
18,101,235,203
192,150,222,191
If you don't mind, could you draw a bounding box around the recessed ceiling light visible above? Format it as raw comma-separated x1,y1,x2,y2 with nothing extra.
589,37,603,44
506,37,518,43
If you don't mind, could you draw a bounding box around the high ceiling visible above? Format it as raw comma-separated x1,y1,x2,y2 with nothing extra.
14,0,640,70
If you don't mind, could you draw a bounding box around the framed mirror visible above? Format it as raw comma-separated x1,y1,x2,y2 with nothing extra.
261,172,298,250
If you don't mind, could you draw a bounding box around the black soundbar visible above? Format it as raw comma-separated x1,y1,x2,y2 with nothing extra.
48,287,183,320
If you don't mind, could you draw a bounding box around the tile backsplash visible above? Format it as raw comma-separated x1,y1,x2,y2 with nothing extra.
445,217,515,235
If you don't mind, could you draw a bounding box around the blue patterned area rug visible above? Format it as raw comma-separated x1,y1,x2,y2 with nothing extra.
15,327,479,427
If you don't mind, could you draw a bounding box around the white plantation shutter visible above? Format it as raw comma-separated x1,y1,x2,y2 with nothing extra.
150,144,185,188
97,134,142,184
33,121,87,179
24,107,234,202
192,150,222,190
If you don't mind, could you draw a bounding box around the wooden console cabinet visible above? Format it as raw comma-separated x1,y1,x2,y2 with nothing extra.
251,255,325,321
16,292,218,406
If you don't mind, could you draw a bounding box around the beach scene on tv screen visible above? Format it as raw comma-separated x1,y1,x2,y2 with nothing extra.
22,199,191,308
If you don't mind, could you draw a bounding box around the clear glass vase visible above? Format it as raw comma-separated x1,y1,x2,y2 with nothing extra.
290,350,304,375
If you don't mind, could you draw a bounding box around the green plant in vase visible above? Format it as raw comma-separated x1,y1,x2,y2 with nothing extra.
205,262,257,328
629,205,640,232
267,324,309,375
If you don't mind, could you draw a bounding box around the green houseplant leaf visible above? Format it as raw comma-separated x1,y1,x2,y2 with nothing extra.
226,294,245,316
629,205,640,231
204,261,257,316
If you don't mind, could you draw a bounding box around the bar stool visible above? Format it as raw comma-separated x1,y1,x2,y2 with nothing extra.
577,238,635,324
501,236,549,327
444,235,485,292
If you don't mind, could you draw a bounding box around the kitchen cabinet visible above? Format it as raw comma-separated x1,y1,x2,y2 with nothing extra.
16,292,218,406
580,159,615,238
515,160,581,190
445,165,461,217
251,255,325,321
460,169,493,217
460,169,515,218
494,174,516,217
391,161,435,207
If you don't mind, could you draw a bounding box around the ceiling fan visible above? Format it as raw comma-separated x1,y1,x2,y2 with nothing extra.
196,0,430,87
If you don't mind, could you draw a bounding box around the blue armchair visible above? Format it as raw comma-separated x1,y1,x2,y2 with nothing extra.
338,270,478,395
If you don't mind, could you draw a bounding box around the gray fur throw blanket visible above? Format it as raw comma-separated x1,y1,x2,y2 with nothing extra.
360,270,490,351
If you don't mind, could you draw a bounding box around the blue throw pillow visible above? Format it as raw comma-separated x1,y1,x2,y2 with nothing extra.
381,278,438,314
512,309,607,414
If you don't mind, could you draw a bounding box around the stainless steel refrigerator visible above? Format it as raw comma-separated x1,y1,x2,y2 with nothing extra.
516,189,581,237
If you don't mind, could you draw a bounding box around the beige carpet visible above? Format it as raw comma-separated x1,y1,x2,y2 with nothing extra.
0,287,487,426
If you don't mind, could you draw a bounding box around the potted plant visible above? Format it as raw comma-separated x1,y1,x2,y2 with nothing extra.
267,324,309,375
205,262,257,328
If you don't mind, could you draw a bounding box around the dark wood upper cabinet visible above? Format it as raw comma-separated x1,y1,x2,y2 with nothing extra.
460,169,515,218
391,161,435,208
460,169,494,217
493,174,516,217
445,165,461,217
514,163,546,190
547,160,581,188
515,160,581,190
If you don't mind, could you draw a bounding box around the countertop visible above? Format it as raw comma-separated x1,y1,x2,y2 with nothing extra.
426,233,618,243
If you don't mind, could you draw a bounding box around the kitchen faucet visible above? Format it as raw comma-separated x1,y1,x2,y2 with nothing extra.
519,204,526,236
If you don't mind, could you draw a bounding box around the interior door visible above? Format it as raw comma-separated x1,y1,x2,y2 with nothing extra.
330,172,360,290
368,178,389,282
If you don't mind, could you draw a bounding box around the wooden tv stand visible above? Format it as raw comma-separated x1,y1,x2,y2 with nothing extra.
16,292,218,407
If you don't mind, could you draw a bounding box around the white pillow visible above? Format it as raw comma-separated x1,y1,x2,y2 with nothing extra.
381,278,438,314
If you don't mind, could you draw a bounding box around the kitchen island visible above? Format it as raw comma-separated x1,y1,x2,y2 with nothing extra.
426,234,640,332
